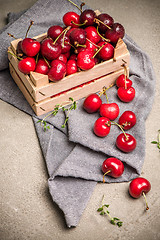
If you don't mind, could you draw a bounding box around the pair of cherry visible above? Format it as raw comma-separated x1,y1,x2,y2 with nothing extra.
101,157,151,211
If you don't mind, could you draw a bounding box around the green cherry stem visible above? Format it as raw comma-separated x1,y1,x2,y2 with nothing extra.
8,51,22,61
103,170,111,183
110,121,129,141
94,18,112,30
96,26,111,42
53,26,71,45
71,20,88,26
43,56,51,68
25,20,34,38
142,192,149,210
66,0,82,12
7,33,18,39
86,38,100,48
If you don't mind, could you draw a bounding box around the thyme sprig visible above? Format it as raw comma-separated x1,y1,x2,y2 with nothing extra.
151,129,160,151
37,97,77,131
97,195,123,227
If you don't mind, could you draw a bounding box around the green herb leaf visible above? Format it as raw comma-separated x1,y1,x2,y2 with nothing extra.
97,207,103,212
100,211,105,215
117,221,123,227
151,141,158,144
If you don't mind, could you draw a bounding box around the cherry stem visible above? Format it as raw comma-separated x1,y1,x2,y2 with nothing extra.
75,43,86,48
53,26,71,45
25,20,34,38
122,63,128,89
86,38,100,48
7,33,18,39
36,52,39,64
99,84,114,98
92,42,107,58
142,192,149,210
71,20,88,26
43,56,51,68
80,2,85,11
8,51,23,61
110,121,129,141
96,26,111,42
103,170,111,183
66,0,82,12
65,41,76,50
94,18,112,30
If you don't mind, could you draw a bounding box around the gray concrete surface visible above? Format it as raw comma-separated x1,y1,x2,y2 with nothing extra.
0,0,160,239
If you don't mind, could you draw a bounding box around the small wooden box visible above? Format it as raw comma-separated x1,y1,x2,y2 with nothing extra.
8,28,130,116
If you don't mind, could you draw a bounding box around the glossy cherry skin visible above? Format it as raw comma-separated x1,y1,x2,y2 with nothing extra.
119,111,137,130
83,93,102,113
57,35,71,53
116,74,132,88
56,53,68,64
100,103,119,120
35,59,49,75
77,50,95,70
48,60,66,82
116,133,137,152
97,13,114,33
47,25,63,40
94,117,111,137
97,41,114,60
70,28,86,45
85,26,101,44
41,38,62,60
102,157,124,178
63,12,80,28
117,87,135,102
18,57,36,74
66,59,78,75
105,23,125,44
129,177,151,198
80,9,96,26
21,38,40,57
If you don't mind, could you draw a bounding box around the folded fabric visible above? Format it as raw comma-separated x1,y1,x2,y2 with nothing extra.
0,0,155,227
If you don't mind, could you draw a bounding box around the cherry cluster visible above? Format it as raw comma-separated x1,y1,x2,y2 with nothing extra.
9,3,125,82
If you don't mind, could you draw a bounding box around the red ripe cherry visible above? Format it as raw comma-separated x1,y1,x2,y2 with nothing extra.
85,26,101,44
21,38,40,57
94,117,111,137
83,93,102,113
116,133,137,152
97,13,114,33
85,39,98,53
48,60,66,82
129,177,151,210
56,53,68,64
18,57,36,74
116,74,132,88
41,38,62,60
57,35,71,53
69,54,77,61
105,23,125,44
47,25,63,40
100,103,119,120
119,111,136,130
64,51,70,59
66,59,78,75
80,9,96,26
63,12,80,28
102,157,124,181
70,28,86,45
97,41,114,60
35,59,49,75
77,50,95,70
117,87,135,102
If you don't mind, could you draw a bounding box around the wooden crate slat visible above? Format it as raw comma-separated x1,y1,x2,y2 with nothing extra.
30,71,49,87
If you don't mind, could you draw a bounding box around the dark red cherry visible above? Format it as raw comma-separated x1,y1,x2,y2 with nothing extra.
97,13,114,33
47,25,63,40
57,35,71,53
80,9,96,26
66,59,78,75
63,12,80,28
69,54,77,61
41,38,62,60
97,41,114,60
18,57,36,74
116,74,132,88
85,26,101,44
83,93,102,113
21,38,40,57
102,157,124,179
77,49,95,70
93,117,111,137
116,133,137,153
48,60,66,82
70,28,87,45
117,87,135,102
105,23,125,44
35,58,49,75
118,111,136,130
100,103,119,120
56,54,68,64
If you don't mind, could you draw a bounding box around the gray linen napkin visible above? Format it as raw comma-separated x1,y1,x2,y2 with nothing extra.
0,0,155,227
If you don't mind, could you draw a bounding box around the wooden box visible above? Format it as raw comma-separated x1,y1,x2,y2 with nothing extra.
8,30,130,116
